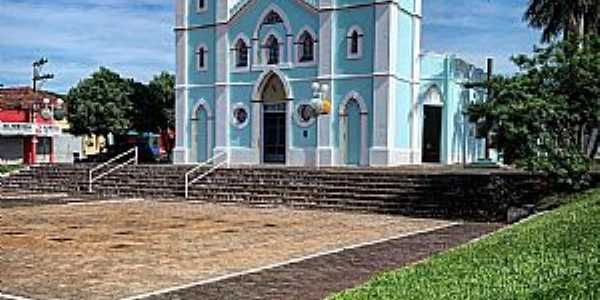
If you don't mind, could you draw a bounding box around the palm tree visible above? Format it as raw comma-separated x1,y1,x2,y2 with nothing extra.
524,0,597,42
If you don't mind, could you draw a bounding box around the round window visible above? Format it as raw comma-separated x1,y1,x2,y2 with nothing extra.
231,103,250,129
295,103,316,128
234,107,248,124
298,104,314,123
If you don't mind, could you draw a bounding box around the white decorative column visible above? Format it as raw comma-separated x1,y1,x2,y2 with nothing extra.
214,18,230,161
174,0,189,164
251,101,261,164
317,3,335,167
410,0,423,164
371,3,394,166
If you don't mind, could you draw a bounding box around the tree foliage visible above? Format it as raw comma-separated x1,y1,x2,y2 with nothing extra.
129,72,175,134
67,67,176,151
67,67,133,137
468,37,600,190
149,72,176,131
524,0,599,42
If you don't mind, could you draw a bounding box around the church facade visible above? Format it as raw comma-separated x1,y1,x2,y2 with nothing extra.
174,0,487,167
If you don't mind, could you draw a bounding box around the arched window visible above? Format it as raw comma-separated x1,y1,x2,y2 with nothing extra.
235,39,249,67
196,46,207,71
298,31,314,62
347,26,364,59
351,31,359,54
266,35,279,65
263,11,283,25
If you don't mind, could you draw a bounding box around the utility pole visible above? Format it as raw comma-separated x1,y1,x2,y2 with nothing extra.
31,58,54,124
32,58,54,92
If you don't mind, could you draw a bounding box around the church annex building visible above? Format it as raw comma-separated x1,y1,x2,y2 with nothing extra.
174,0,487,167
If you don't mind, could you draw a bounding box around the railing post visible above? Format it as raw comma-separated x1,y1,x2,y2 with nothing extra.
227,149,231,168
134,147,139,165
88,170,93,193
185,174,189,199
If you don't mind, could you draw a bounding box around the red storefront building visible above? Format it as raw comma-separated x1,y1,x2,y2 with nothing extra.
0,87,63,164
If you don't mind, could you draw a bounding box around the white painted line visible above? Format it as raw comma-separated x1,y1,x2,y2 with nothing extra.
120,222,460,300
67,198,145,206
0,193,69,200
0,292,36,300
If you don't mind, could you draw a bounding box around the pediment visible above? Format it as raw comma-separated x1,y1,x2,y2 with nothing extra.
229,0,317,20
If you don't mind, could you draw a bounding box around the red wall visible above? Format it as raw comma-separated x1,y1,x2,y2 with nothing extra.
0,110,28,123
0,109,55,125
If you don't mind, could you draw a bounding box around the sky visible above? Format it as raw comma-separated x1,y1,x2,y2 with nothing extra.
0,0,541,93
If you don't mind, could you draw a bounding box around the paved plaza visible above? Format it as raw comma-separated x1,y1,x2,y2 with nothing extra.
0,197,463,300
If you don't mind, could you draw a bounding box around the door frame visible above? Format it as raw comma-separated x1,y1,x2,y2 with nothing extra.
252,69,293,165
422,104,443,163
261,101,288,164
190,98,213,163
339,91,369,166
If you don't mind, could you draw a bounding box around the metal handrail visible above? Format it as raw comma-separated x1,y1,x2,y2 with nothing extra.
185,151,228,199
88,147,138,193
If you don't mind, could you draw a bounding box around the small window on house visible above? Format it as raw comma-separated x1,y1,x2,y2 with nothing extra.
266,35,280,65
197,0,206,12
298,31,314,62
235,39,249,67
347,26,364,59
196,46,207,71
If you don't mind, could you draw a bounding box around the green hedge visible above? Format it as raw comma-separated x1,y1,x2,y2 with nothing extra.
0,165,21,175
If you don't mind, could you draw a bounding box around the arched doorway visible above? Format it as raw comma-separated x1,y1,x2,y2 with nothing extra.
260,73,288,164
422,86,444,163
190,100,213,163
344,100,361,165
339,91,368,166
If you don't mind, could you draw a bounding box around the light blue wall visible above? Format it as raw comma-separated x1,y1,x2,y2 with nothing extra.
395,9,413,79
188,88,216,156
394,80,412,148
333,78,373,148
188,0,215,26
188,28,215,85
229,85,253,148
335,6,374,75
393,6,416,149
420,54,487,163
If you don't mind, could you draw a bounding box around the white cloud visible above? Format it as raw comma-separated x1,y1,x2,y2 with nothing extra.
0,1,174,93
423,0,541,74
0,0,541,92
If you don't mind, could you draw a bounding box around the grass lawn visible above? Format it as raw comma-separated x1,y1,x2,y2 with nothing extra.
0,164,21,175
329,189,600,300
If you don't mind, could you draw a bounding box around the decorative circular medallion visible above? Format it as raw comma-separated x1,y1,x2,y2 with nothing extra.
231,103,250,129
294,103,316,128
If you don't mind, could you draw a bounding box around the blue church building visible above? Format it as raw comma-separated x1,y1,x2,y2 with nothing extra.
174,0,487,167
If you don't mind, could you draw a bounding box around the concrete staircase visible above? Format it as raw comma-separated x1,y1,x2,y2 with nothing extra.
0,164,548,221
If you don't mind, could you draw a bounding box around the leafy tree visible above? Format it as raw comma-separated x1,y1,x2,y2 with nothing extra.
524,0,599,42
67,67,133,145
129,72,175,134
468,37,600,190
148,72,175,131
149,72,176,160
128,72,175,160
129,79,161,133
